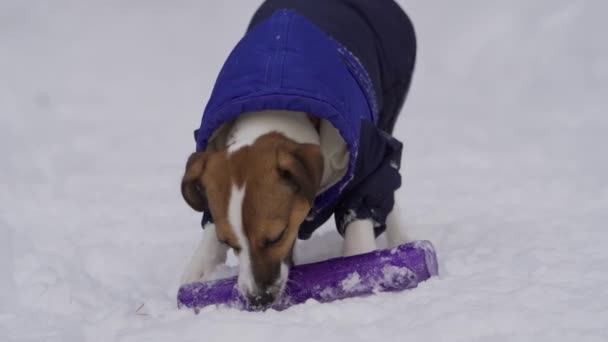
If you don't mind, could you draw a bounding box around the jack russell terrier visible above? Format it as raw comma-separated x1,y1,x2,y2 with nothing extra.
180,0,416,309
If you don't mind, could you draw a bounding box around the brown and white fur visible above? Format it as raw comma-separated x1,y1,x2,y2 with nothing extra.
180,110,407,307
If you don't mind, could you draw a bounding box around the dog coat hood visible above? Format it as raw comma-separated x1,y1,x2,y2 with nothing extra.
195,9,376,208
195,8,411,239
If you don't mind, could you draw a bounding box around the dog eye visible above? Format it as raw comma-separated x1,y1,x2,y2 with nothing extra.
264,227,287,248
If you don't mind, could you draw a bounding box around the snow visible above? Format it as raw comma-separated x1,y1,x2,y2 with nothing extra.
1,0,608,341
380,265,416,285
340,272,362,293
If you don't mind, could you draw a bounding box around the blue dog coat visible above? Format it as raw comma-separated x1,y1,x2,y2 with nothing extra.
194,1,416,239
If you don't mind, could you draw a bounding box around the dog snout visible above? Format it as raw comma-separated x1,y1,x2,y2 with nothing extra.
246,281,283,309
247,273,287,308
246,288,277,309
241,261,289,309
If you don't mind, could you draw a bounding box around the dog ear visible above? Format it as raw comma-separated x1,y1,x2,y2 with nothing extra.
181,152,210,212
277,144,323,205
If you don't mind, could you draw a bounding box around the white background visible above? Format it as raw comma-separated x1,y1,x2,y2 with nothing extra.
1,1,607,341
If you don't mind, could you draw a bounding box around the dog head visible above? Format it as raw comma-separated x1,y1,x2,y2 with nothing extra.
181,133,323,308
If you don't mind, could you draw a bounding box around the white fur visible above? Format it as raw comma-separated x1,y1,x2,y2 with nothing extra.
226,110,320,153
278,262,288,293
180,223,228,284
342,209,408,256
385,209,409,247
343,219,377,256
227,184,256,296
318,120,349,191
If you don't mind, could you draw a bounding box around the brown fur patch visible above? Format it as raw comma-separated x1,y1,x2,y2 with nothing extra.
181,132,323,287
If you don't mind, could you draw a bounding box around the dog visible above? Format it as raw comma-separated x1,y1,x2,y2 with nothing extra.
179,0,416,309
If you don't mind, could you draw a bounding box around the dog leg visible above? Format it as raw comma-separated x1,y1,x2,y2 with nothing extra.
343,219,377,256
180,224,228,284
385,209,409,247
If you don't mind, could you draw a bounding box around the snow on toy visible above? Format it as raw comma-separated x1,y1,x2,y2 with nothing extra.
177,240,438,312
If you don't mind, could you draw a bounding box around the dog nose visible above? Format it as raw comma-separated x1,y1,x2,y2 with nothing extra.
246,290,276,309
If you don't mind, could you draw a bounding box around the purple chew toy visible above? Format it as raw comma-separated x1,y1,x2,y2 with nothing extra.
178,240,438,312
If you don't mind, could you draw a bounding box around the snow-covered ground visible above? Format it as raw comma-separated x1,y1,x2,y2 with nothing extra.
2,0,607,341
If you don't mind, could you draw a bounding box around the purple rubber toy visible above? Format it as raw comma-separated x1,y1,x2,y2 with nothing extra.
178,240,438,312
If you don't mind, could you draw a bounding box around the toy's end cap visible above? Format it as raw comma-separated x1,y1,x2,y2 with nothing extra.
412,240,439,276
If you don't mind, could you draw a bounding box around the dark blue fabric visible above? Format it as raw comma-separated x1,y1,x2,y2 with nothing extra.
249,0,416,134
195,9,374,209
195,1,416,239
298,120,403,239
